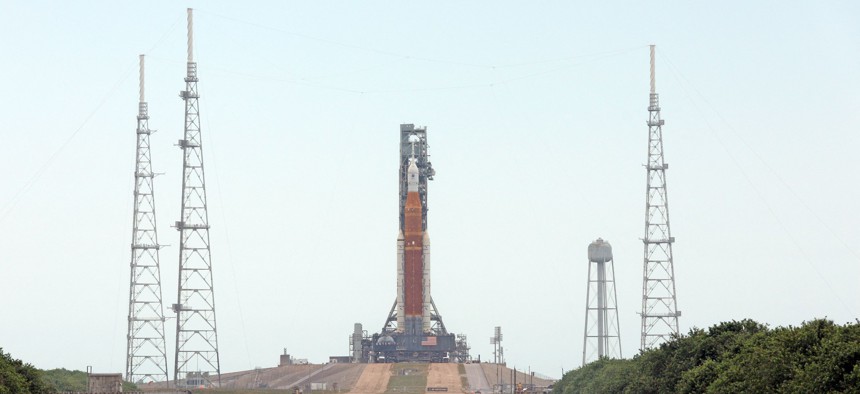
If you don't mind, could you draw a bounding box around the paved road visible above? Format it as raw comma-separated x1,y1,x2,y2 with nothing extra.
464,364,492,393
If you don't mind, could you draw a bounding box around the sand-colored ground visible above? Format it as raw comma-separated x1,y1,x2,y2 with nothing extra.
349,364,392,394
220,364,324,389
150,362,551,393
425,363,465,393
309,363,367,391
463,364,491,393
478,364,555,389
217,363,367,391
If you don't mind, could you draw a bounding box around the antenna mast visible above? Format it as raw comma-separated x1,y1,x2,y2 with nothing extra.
173,8,221,387
640,45,681,350
126,54,169,384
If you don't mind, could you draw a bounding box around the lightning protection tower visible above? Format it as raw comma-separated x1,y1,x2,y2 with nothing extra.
640,45,681,351
582,238,622,365
126,54,169,384
173,8,221,387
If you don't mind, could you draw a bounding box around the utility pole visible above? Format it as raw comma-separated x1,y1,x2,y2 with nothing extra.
126,54,169,385
640,45,681,351
173,8,221,387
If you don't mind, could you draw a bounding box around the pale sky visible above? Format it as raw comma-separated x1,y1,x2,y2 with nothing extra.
1,1,858,378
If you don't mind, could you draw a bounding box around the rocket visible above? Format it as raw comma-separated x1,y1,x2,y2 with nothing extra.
396,158,432,334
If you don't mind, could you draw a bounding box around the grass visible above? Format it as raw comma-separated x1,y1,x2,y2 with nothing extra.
385,363,429,394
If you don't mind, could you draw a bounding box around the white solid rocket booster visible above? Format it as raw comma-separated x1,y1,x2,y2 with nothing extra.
396,230,405,332
422,231,431,332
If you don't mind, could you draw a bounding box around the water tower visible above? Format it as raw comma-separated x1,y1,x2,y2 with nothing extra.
582,238,622,364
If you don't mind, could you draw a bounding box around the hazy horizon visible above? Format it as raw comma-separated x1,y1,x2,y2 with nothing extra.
1,1,858,378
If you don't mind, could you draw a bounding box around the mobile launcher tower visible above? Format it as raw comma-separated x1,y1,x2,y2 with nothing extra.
355,124,469,363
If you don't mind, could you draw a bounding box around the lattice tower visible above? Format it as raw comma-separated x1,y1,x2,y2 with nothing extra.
640,45,681,351
126,54,169,384
173,8,221,387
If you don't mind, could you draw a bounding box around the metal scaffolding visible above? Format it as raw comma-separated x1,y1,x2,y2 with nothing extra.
126,54,169,385
173,8,221,388
640,45,681,351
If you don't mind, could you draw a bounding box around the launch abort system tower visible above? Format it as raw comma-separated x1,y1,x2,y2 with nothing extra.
359,124,468,363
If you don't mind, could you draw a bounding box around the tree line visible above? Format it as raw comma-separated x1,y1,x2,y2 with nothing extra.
0,349,137,394
553,319,860,393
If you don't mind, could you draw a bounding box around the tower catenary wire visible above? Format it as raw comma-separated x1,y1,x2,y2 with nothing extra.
173,8,221,388
126,54,170,385
640,45,681,351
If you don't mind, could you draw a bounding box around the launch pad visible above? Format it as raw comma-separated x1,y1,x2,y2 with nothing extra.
352,124,469,363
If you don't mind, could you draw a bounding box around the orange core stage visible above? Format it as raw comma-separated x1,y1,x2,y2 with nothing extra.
403,187,424,317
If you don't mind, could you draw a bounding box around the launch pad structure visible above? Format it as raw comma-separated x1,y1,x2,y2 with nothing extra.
117,11,684,374
352,124,469,363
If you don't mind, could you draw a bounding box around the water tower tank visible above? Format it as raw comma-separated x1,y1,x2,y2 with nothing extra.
588,238,613,263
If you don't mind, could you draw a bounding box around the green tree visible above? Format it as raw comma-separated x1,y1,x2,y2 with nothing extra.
39,369,86,392
554,319,860,394
40,369,138,392
0,348,52,394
